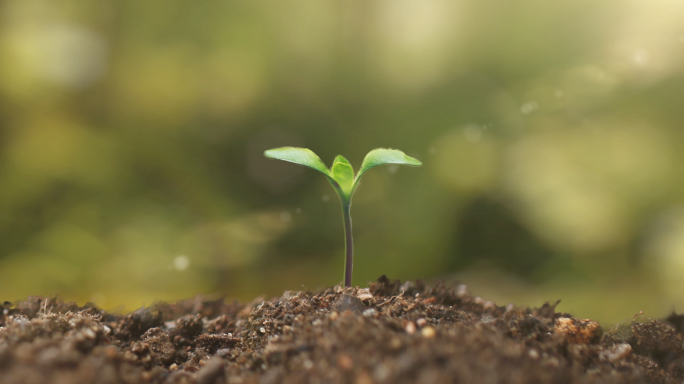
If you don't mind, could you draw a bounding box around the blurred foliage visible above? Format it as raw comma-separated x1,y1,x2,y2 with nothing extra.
1,0,684,323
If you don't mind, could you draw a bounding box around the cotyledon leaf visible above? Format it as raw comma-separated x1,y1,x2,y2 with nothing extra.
264,147,331,176
354,148,422,187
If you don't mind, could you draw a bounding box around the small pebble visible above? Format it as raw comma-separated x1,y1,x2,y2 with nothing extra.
456,284,468,297
421,327,436,338
405,322,416,334
337,354,353,370
543,357,560,368
554,318,602,344
83,329,96,339
601,343,632,363
332,294,366,314
356,289,373,301
373,365,390,381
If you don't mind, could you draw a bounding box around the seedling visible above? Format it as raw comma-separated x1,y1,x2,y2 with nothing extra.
264,147,422,287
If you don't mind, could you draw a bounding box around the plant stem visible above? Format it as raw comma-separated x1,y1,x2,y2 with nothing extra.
342,202,353,287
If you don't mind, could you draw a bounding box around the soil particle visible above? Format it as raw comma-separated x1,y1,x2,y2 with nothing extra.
194,358,226,384
142,327,177,365
116,307,164,340
554,317,602,344
1,277,684,383
631,320,684,379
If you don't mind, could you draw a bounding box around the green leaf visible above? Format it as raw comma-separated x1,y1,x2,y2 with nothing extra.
264,146,421,204
331,155,354,196
355,148,422,182
264,147,330,176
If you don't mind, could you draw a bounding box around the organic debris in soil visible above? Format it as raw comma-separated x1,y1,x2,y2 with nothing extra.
0,276,682,383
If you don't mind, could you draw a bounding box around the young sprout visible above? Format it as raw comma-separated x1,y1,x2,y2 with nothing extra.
264,147,422,287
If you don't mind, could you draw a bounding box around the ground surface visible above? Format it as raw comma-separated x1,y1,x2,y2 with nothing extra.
1,276,683,384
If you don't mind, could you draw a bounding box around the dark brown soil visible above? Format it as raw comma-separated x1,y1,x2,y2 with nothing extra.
1,276,682,383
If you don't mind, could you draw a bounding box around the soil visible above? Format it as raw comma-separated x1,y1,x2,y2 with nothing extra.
1,275,683,384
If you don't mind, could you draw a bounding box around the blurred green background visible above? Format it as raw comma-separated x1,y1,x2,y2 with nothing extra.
1,0,684,324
